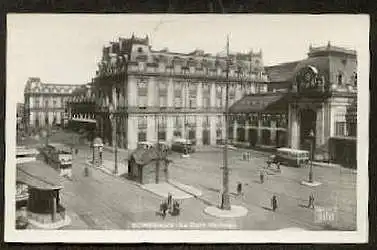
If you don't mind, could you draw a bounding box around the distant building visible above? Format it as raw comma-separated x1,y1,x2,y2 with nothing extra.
16,102,25,132
93,35,269,150
23,77,80,132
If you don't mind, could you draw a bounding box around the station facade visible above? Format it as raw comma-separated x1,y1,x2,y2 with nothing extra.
230,42,357,163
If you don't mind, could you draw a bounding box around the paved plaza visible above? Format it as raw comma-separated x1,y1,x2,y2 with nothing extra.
20,131,357,230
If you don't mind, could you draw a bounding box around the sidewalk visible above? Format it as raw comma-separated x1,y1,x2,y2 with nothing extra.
86,159,128,177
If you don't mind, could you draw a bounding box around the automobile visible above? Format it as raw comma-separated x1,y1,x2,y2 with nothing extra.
171,139,195,154
137,141,155,150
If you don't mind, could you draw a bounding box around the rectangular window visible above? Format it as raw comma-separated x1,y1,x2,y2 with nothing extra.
216,129,222,138
335,121,346,136
137,79,148,108
217,115,223,127
158,81,168,108
138,132,146,142
216,86,223,107
174,131,181,137
189,84,197,109
174,83,182,108
203,116,210,128
138,117,147,129
34,98,39,108
174,116,182,129
157,117,167,129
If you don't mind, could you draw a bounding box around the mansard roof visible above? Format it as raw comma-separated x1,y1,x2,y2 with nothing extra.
265,61,301,83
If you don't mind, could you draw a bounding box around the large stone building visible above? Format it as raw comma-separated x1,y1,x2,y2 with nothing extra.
230,42,358,165
23,77,80,132
93,35,269,149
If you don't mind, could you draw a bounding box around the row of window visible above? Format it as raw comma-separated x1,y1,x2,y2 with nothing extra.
137,116,223,129
32,97,68,108
334,121,357,137
136,80,245,108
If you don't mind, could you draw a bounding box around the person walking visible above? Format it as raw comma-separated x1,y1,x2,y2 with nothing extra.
167,193,173,211
271,195,278,212
308,193,315,209
260,170,265,184
161,201,168,219
237,182,243,197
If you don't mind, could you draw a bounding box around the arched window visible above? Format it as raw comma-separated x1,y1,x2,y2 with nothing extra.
337,72,343,85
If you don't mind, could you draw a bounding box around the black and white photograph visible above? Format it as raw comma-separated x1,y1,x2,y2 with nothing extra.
5,14,369,243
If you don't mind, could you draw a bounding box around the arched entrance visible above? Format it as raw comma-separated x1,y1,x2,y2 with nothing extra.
248,128,257,147
202,129,210,145
300,109,316,152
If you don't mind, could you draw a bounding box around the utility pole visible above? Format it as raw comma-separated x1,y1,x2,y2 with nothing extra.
221,35,231,210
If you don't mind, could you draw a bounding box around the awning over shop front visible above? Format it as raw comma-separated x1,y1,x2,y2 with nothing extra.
71,118,96,123
17,161,62,190
229,93,290,114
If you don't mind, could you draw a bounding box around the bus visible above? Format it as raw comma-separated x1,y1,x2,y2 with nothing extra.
40,143,73,178
275,147,310,168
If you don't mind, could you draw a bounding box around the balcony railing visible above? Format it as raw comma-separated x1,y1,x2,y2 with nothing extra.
125,64,268,82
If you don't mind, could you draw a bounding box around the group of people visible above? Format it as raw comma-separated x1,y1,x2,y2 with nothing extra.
160,193,181,219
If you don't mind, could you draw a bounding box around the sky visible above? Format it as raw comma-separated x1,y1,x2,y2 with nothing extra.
7,14,369,103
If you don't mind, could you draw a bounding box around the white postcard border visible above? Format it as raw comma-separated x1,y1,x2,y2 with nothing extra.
4,14,369,243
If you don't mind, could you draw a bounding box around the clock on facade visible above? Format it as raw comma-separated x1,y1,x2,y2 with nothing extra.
298,66,318,90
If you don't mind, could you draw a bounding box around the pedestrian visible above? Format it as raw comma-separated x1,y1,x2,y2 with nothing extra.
271,195,278,212
237,182,243,197
308,193,315,209
161,201,168,219
84,166,89,177
260,170,265,184
75,148,79,155
167,193,173,210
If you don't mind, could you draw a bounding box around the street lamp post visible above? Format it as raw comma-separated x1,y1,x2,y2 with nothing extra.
221,35,231,211
109,103,118,175
308,129,315,183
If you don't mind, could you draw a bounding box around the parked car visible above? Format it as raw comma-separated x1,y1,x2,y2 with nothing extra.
137,141,155,150
171,139,195,154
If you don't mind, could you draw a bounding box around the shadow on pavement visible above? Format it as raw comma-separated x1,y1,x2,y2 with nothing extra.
298,204,310,209
262,206,273,211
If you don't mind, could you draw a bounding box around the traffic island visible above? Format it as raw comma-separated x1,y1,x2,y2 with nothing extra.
204,205,248,218
301,180,322,187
